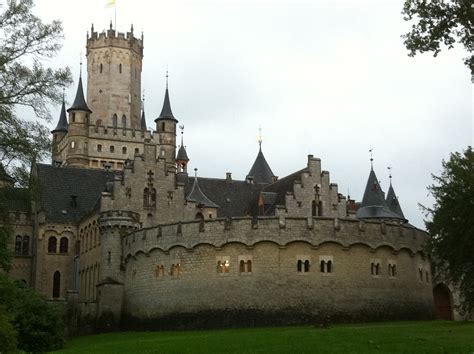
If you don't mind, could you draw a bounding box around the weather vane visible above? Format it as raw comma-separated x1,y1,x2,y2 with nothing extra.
369,148,374,168
387,166,392,183
258,126,263,149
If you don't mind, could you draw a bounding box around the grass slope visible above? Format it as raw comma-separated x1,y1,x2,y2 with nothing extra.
55,321,474,354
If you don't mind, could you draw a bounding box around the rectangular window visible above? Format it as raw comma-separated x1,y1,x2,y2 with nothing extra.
97,144,102,152
122,147,127,154
216,256,230,274
110,146,115,153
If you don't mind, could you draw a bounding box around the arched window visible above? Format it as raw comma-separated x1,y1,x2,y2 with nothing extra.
240,260,245,273
122,115,126,127
60,237,68,253
297,259,303,272
304,260,310,272
312,200,317,217
318,201,323,216
119,63,122,73
112,114,118,128
195,212,204,220
247,260,252,273
371,263,375,275
22,235,29,255
143,188,149,207
52,271,60,298
320,260,325,273
100,63,103,73
327,260,332,273
150,188,156,206
15,236,22,255
48,236,57,253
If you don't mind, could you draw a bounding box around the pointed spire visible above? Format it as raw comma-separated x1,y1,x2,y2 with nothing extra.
140,110,147,131
186,168,219,208
155,72,177,122
67,75,92,113
176,125,189,162
52,97,69,133
385,168,405,219
247,139,275,184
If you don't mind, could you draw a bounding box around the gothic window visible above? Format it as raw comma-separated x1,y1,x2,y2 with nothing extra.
112,114,118,128
52,271,60,298
318,201,323,216
60,237,69,253
48,236,57,253
143,188,149,207
312,200,317,217
119,63,122,73
122,115,126,127
150,188,156,207
22,235,29,255
15,236,22,255
100,63,103,73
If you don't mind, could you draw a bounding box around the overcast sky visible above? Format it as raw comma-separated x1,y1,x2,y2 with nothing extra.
32,0,472,229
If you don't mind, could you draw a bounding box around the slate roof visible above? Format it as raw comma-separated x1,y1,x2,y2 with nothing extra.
176,145,189,161
186,176,220,209
52,100,69,133
67,76,92,113
247,146,275,184
184,177,263,217
0,187,30,213
36,164,115,223
386,183,405,219
140,110,147,131
356,168,403,220
155,88,177,122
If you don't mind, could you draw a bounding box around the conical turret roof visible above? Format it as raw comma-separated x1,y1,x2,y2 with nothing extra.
155,88,177,122
140,110,147,131
176,145,189,162
247,145,275,184
52,100,68,133
187,174,219,208
67,76,92,113
356,168,402,220
386,182,405,219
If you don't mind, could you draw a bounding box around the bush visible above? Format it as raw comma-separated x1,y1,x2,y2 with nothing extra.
0,306,17,353
0,274,65,352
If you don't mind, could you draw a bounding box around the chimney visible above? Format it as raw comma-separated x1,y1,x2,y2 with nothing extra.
226,172,232,183
246,175,254,184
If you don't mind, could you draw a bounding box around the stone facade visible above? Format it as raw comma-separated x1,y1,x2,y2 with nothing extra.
2,24,452,332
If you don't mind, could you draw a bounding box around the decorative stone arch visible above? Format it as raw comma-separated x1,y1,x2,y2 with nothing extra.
433,283,453,320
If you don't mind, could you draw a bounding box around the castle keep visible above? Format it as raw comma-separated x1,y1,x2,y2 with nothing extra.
4,24,457,330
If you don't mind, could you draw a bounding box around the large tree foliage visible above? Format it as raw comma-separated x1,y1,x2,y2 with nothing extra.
425,146,474,311
0,0,72,177
402,0,473,77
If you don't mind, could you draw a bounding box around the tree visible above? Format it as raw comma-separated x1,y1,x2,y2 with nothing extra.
0,0,72,179
401,0,473,78
424,146,474,311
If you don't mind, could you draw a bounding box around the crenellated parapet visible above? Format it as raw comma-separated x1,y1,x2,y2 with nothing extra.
122,216,429,260
98,210,141,230
87,27,143,56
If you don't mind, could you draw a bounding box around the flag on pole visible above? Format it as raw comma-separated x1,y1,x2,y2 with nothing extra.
105,0,116,8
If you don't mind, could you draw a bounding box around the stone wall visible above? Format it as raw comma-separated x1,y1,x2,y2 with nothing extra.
118,217,434,327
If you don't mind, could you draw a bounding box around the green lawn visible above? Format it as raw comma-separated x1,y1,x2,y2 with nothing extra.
55,321,474,354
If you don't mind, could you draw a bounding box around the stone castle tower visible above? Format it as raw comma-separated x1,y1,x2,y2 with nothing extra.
51,24,167,171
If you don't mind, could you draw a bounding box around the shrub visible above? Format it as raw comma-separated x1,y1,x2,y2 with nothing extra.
0,306,17,353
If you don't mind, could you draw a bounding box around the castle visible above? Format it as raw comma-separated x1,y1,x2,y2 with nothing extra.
2,25,461,330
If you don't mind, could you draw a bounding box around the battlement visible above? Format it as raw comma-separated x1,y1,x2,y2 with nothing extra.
87,26,143,56
123,217,428,260
99,210,141,230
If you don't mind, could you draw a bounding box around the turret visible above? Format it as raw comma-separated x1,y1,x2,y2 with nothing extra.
187,169,219,219
385,170,406,220
155,76,178,168
176,126,189,173
51,98,68,164
66,75,92,167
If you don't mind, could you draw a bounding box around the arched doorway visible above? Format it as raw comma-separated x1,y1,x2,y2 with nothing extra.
433,283,453,320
